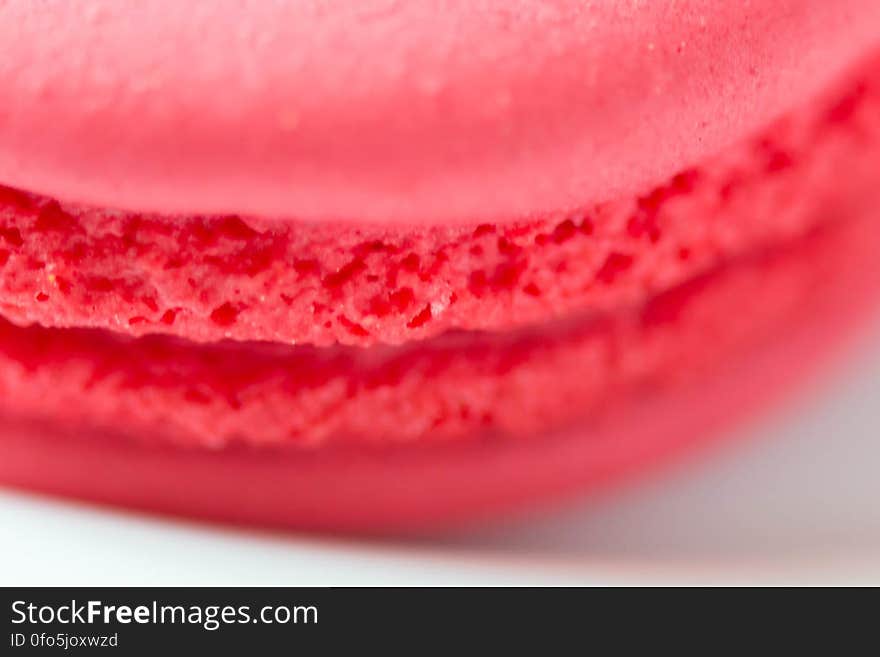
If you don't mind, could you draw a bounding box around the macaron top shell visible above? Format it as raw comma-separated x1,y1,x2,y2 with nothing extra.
1,0,879,224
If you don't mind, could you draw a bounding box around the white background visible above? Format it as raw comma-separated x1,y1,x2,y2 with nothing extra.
2,328,879,586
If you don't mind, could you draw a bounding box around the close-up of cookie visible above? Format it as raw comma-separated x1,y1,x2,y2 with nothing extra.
0,0,879,531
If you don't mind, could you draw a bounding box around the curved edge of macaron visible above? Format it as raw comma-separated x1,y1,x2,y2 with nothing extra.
1,1,878,223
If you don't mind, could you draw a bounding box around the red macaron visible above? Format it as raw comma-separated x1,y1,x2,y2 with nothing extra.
0,1,879,530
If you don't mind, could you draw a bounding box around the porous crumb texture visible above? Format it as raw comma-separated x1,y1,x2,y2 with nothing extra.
1,55,878,347
0,204,877,449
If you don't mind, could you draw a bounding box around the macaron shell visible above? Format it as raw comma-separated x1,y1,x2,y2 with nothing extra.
1,196,878,530
0,239,876,533
1,0,879,223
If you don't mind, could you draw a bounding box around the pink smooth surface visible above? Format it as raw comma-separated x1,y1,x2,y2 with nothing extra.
1,0,879,224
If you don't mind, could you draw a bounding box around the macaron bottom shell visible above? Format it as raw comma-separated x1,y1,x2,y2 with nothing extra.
1,202,877,532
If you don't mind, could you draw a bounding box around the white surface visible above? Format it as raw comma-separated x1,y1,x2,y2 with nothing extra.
1,333,879,586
